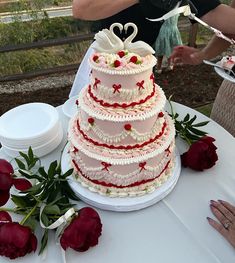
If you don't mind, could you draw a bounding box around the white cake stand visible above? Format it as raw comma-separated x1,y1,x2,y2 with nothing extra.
61,145,181,212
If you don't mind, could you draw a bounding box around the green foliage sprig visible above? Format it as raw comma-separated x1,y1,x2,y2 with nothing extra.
168,97,209,145
8,147,78,254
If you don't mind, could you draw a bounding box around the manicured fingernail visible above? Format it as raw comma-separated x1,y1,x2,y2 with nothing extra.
210,200,216,204
206,217,212,221
218,200,224,203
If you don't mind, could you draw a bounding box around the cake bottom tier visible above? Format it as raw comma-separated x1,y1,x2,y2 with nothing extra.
69,145,176,197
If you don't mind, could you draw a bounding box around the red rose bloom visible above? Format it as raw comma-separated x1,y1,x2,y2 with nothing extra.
117,51,125,58
13,178,32,191
129,56,138,63
60,207,102,252
114,60,121,68
0,159,14,206
181,136,218,171
93,55,99,62
0,190,10,206
0,222,37,259
0,159,13,190
0,211,12,224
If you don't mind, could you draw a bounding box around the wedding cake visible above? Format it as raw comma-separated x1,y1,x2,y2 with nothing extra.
68,23,176,197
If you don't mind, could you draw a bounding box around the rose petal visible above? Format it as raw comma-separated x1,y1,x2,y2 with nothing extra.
13,178,32,191
0,222,37,259
0,190,10,206
0,211,12,223
79,207,101,220
0,159,13,175
0,173,13,190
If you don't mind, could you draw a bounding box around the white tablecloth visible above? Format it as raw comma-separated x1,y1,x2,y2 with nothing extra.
0,102,235,263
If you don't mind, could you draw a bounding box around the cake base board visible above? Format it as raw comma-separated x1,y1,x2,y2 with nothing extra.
61,145,181,212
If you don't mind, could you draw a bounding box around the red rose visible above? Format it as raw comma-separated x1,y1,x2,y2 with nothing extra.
129,56,138,63
0,222,37,259
0,159,13,175
13,178,32,191
0,159,14,206
60,207,102,252
0,159,13,190
181,136,218,171
0,190,10,206
0,211,12,224
114,60,121,67
117,51,125,58
93,55,99,62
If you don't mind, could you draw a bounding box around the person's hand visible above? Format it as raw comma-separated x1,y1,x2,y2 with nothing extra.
207,200,235,249
170,45,204,65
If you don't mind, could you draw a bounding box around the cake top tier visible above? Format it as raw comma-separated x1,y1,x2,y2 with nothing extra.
90,23,156,73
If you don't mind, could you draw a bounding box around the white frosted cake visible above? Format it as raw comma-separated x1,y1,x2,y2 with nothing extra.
68,23,176,197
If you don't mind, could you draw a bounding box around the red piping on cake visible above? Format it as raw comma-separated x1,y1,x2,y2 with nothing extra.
88,84,156,108
76,120,167,150
72,159,170,188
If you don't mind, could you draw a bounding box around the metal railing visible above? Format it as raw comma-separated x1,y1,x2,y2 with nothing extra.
0,33,94,82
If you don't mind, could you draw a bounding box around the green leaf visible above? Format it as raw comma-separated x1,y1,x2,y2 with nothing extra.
174,113,179,119
48,161,58,179
188,126,208,136
46,184,61,203
187,115,197,125
193,121,210,127
62,181,80,201
28,158,40,171
62,168,74,179
28,146,34,162
39,229,49,255
23,216,38,231
18,169,42,181
40,212,49,227
19,151,31,166
14,158,26,170
183,113,190,122
38,167,48,178
43,204,60,215
11,194,36,208
25,182,44,195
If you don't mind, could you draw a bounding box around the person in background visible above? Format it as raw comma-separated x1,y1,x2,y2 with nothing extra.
170,0,235,137
69,0,235,98
154,14,182,74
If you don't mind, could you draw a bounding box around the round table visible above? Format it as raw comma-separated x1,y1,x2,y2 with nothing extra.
0,102,235,263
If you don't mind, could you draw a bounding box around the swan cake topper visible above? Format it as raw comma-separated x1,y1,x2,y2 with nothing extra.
91,23,155,56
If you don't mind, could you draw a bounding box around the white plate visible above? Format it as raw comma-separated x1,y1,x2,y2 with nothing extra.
61,144,181,212
62,96,79,118
2,123,63,158
214,61,235,83
0,103,59,141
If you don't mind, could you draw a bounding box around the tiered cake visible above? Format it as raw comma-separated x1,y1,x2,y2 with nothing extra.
68,23,176,197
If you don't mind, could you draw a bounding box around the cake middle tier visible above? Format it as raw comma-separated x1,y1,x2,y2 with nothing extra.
68,113,175,165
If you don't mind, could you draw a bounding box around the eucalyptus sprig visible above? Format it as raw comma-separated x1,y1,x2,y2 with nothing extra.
8,147,79,254
168,96,209,145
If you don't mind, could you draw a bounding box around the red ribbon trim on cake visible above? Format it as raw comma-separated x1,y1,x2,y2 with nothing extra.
88,84,156,108
76,120,167,150
72,159,170,189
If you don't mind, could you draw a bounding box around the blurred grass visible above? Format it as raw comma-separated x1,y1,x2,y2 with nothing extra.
195,103,213,117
